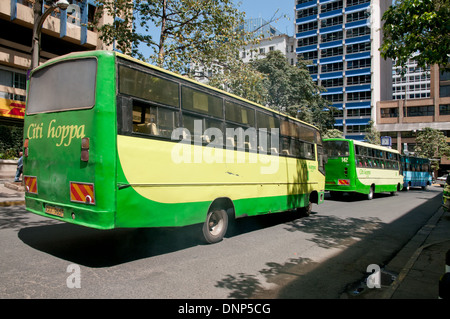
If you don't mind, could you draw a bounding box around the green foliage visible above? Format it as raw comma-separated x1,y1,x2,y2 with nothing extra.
414,127,450,159
322,129,344,139
94,0,256,75
250,51,334,132
363,121,381,145
380,0,450,74
0,126,23,159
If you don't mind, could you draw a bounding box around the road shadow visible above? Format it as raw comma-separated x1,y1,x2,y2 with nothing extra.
215,190,443,298
17,208,309,268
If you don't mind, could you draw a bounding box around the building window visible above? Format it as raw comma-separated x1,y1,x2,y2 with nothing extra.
321,16,343,28
346,10,370,23
440,85,450,98
347,75,371,85
346,42,370,54
404,106,434,117
298,36,318,47
0,68,26,101
347,0,370,6
346,26,370,38
439,104,450,115
347,108,371,117
332,109,343,118
381,108,399,118
321,78,343,88
298,21,318,33
347,58,371,70
321,47,343,58
321,0,343,13
324,93,343,102
321,62,343,73
321,31,343,43
297,7,317,19
347,124,369,133
347,91,371,101
301,51,318,60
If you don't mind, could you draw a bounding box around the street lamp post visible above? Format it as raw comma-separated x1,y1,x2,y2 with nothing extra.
31,0,70,69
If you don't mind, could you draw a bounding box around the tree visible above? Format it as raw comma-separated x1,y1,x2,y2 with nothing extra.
414,127,450,159
250,51,334,132
380,0,450,74
364,121,381,145
94,0,256,75
322,129,343,139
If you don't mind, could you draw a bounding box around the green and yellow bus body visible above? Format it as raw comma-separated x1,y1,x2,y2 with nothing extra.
24,50,325,243
323,138,403,199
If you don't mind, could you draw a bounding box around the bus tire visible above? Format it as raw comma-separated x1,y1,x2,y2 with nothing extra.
202,209,228,244
367,186,374,200
298,201,312,217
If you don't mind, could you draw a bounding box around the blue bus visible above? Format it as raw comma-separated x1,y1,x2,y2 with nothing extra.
401,156,432,190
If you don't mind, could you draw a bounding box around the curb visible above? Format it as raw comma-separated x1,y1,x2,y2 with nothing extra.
382,206,447,298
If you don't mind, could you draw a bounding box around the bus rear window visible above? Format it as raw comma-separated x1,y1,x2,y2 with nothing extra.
324,140,349,158
27,58,97,114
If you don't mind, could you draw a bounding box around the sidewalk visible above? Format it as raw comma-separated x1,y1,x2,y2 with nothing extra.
0,181,449,299
383,204,450,299
0,179,25,207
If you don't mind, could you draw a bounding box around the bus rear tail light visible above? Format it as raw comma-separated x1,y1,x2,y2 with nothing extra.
24,176,38,194
24,138,29,157
81,137,89,162
70,182,95,205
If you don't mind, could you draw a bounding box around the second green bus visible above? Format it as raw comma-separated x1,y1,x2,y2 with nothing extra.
323,138,403,200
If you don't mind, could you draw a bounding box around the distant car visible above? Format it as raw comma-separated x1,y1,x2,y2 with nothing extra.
443,176,450,211
437,174,448,187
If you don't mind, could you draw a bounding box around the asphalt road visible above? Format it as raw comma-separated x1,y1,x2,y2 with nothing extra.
0,186,443,300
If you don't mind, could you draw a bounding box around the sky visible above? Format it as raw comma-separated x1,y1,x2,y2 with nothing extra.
137,1,296,58
235,0,295,36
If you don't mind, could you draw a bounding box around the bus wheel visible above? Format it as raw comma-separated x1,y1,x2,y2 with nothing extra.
367,186,374,200
298,201,312,217
202,209,228,244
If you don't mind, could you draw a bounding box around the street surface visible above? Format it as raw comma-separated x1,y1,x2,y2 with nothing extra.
0,186,443,299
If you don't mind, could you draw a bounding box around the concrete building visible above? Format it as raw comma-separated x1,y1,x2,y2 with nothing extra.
295,0,392,140
0,0,112,127
240,18,297,66
376,64,450,169
392,57,431,101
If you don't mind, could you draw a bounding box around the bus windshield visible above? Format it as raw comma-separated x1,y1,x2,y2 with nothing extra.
323,140,349,158
27,58,97,114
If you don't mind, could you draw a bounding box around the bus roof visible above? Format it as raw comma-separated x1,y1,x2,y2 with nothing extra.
33,50,320,131
323,138,401,154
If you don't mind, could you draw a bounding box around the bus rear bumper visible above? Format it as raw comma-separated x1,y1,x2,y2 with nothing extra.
25,196,115,230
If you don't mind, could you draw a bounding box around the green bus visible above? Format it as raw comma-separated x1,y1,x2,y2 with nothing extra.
323,138,403,200
23,50,326,243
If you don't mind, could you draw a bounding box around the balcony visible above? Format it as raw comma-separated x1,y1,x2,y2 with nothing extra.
2,0,99,49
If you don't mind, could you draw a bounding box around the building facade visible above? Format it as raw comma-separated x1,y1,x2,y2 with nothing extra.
377,64,450,169
295,0,392,140
240,18,297,65
0,0,112,127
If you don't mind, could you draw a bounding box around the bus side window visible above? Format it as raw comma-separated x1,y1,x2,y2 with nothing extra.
133,103,179,138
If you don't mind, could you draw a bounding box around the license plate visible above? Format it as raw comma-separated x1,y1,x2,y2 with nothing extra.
45,205,64,218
